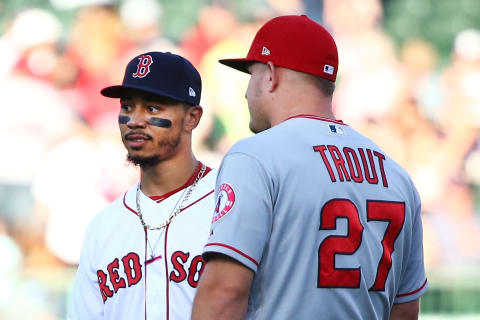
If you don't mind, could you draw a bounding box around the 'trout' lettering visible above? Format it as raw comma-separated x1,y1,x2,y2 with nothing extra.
313,145,388,187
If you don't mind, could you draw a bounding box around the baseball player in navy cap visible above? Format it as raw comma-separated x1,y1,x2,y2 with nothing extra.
68,52,216,319
192,15,427,320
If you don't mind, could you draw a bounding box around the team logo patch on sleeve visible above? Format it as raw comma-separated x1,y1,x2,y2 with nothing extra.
212,184,235,223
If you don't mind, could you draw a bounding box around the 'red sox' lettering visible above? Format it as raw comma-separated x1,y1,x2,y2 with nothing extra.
98,251,205,302
170,251,205,288
313,145,388,187
97,252,142,302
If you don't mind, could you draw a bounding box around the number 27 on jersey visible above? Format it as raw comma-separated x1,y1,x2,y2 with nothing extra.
317,199,405,291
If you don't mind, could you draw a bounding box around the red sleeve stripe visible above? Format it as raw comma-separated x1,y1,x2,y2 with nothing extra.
396,278,428,297
205,243,259,267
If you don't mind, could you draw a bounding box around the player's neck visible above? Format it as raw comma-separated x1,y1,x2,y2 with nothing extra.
271,101,335,126
269,85,335,127
139,152,198,197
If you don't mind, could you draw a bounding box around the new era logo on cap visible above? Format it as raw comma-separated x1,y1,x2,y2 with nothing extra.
189,87,196,97
323,64,334,75
261,46,270,56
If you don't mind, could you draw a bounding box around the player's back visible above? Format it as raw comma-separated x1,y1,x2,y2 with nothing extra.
236,116,427,319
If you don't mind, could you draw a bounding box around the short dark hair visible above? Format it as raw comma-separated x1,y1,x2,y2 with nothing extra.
309,74,336,96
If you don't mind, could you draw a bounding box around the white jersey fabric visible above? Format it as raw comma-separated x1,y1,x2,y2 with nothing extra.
69,163,216,320
204,115,428,320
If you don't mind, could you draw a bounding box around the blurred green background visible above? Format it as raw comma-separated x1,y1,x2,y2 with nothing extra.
0,0,479,319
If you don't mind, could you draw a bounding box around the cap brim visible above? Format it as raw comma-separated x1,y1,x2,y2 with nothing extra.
219,58,254,74
100,84,194,105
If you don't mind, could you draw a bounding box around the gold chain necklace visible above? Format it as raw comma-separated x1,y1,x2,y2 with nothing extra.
135,164,206,231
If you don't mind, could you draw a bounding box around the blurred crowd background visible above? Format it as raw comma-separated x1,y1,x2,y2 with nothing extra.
0,0,479,318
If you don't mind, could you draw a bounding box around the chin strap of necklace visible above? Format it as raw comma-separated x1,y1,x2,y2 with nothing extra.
136,164,206,231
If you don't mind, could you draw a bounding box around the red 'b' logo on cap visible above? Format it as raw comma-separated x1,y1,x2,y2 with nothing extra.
132,55,153,78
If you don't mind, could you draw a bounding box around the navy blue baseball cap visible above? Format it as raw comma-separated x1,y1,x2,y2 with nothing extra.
101,51,202,106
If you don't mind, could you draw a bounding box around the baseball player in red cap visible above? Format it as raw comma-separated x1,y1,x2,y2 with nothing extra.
192,15,427,320
68,52,216,319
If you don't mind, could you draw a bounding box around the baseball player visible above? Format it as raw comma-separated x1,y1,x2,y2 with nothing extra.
192,15,428,320
68,52,216,320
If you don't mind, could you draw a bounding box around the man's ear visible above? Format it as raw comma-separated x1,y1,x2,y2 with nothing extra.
184,106,203,131
266,61,279,93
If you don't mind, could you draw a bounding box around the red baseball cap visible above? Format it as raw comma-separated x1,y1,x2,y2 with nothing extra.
219,15,338,82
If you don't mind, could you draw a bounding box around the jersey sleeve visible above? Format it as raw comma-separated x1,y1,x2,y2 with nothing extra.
67,223,105,319
394,189,428,304
203,152,274,273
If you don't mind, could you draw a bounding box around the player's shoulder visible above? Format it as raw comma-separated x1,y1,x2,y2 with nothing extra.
84,184,138,235
227,125,285,157
193,166,218,198
202,166,218,183
98,187,133,217
363,134,420,198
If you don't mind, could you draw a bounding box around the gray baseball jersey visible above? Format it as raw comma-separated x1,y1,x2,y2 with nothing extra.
204,115,427,320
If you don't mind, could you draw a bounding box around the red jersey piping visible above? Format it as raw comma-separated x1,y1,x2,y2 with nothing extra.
150,162,212,202
122,163,212,319
396,278,428,297
124,194,138,216
144,228,147,320
123,189,214,216
164,224,171,320
181,190,214,212
205,243,259,267
123,162,213,215
285,114,346,125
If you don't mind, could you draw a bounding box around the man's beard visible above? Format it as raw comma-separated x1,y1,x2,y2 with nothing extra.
127,135,181,169
127,153,161,168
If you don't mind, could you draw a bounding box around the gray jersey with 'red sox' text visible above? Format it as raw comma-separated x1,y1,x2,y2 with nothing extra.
204,115,427,320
